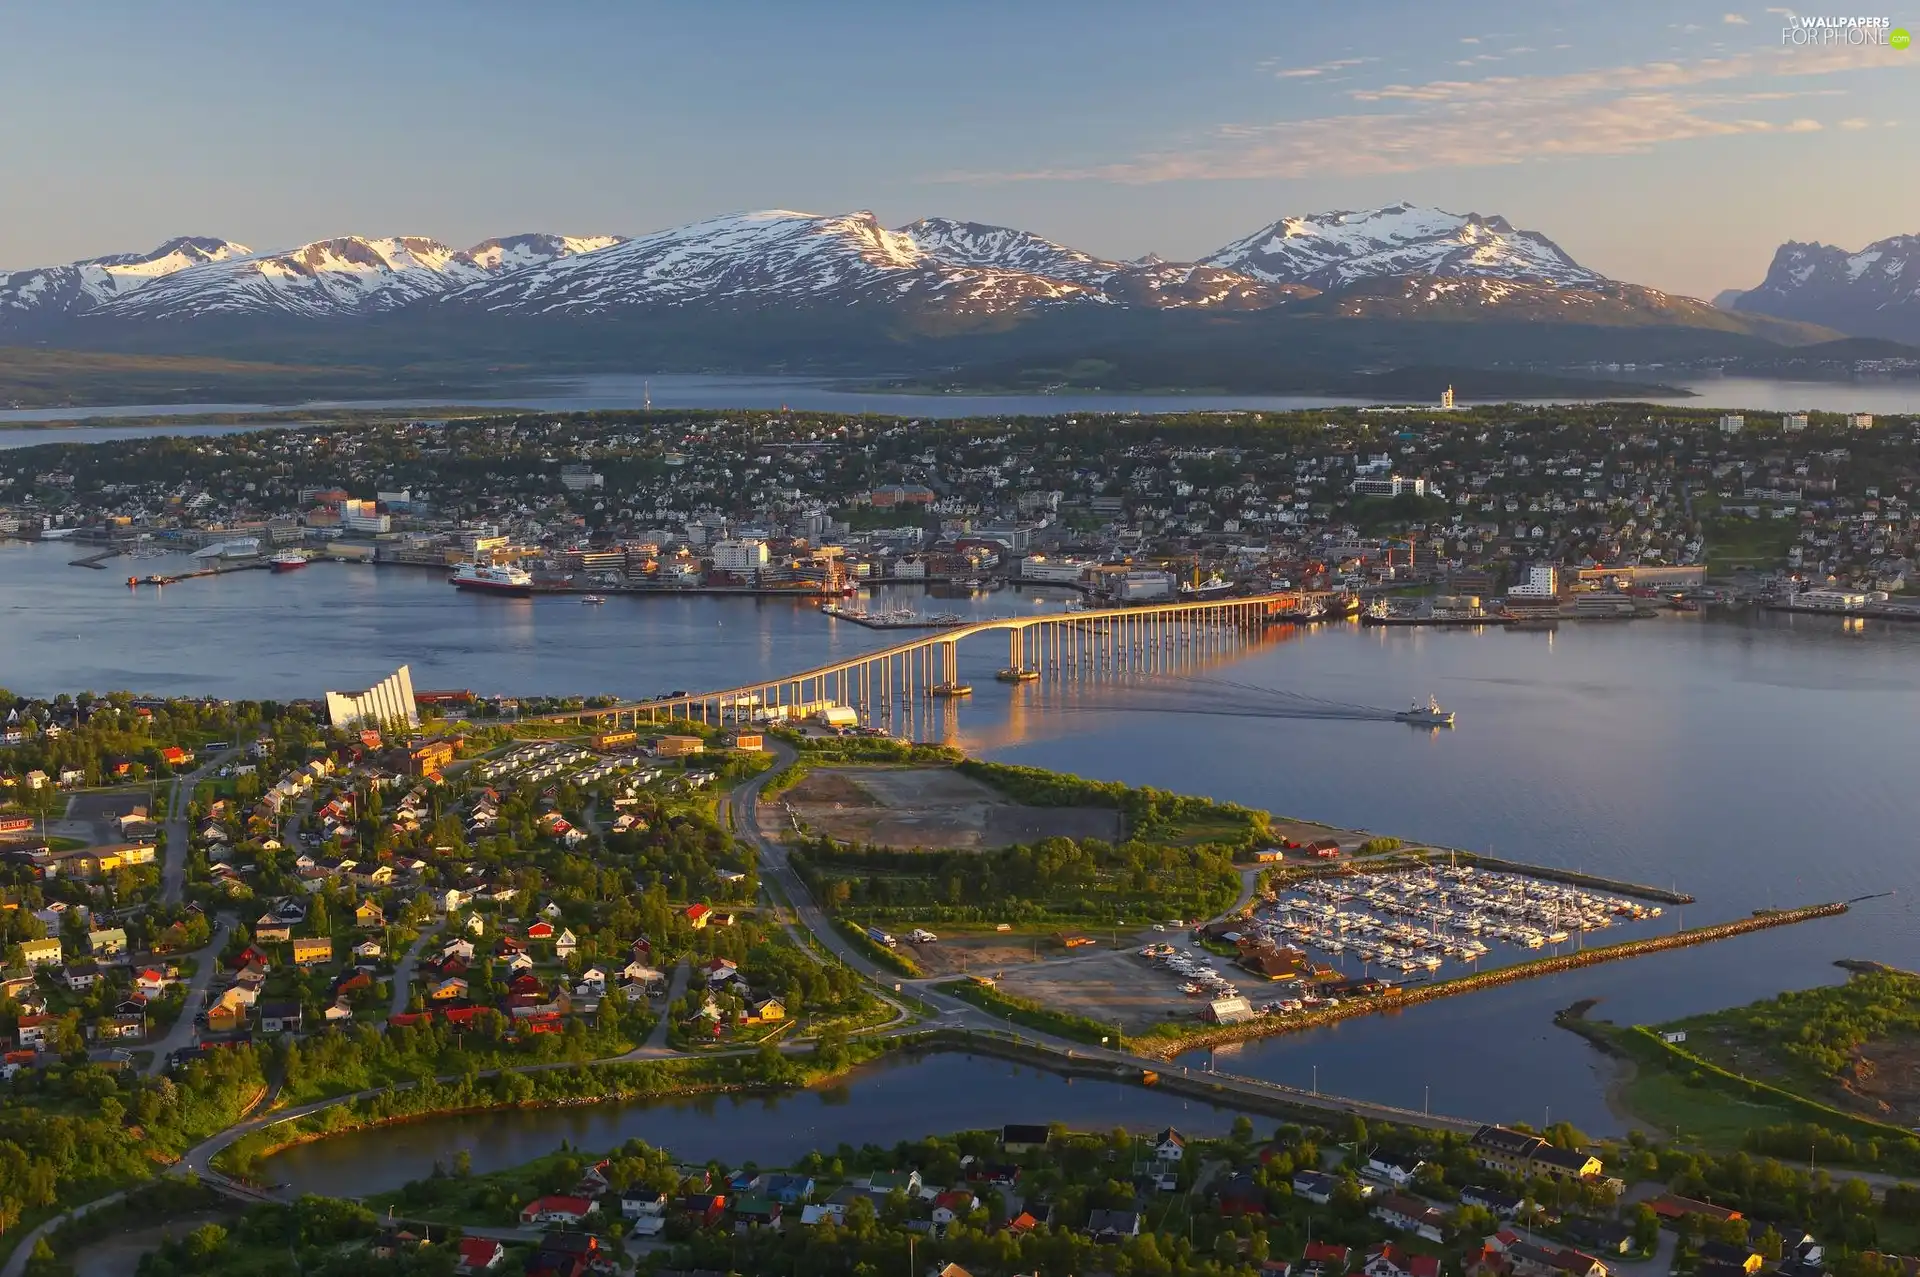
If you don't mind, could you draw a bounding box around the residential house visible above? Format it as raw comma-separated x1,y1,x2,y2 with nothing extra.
732,1194,781,1231
1365,1156,1427,1188
621,1188,668,1220
1292,1170,1339,1205
1374,1193,1448,1244
206,986,254,1033
1646,1195,1741,1224
674,1193,727,1228
684,903,712,929
1087,1209,1143,1242
352,940,383,962
1367,1244,1443,1277
1461,1185,1526,1218
1698,1242,1764,1274
134,967,175,998
454,1237,505,1274
931,1190,977,1227
554,928,577,959
429,977,468,1002
87,927,128,957
19,938,61,968
517,1196,597,1226
15,1015,54,1049
1560,1218,1634,1256
354,900,385,928
253,917,294,944
762,1173,815,1205
1218,1173,1267,1218
1469,1125,1604,1182
1002,1123,1051,1153
291,937,333,967
258,1002,303,1034
1301,1242,1353,1277
1153,1128,1187,1162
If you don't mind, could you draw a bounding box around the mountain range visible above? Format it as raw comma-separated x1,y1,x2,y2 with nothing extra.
0,203,1880,401
1732,231,1920,343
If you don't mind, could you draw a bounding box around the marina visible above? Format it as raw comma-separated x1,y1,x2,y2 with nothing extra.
1256,864,1667,978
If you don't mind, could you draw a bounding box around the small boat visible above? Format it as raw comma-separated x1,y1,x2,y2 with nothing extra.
269,551,310,573
581,595,607,605
1395,696,1456,727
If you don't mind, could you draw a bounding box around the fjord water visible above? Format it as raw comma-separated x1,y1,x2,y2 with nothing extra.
5,373,1920,445
5,540,1916,1151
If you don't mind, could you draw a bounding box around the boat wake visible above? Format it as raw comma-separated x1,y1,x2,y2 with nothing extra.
1051,676,1406,723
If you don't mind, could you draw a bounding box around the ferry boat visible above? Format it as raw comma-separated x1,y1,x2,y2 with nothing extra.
450,562,534,597
581,594,606,605
269,551,310,573
1394,696,1456,727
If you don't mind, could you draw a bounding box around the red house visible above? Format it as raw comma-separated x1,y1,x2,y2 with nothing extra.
455,1236,505,1274
160,746,194,768
519,1195,596,1226
527,921,555,941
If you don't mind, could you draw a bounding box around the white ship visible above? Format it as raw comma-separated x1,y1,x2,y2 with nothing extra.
450,562,534,597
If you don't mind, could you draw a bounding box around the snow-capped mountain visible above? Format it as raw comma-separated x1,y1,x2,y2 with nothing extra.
103,233,625,321
0,236,251,321
1202,202,1605,290
1733,234,1920,342
898,218,1114,285
447,211,1099,316
895,217,1301,309
0,204,1821,346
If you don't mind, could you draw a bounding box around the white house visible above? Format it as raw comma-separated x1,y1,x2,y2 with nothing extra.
1152,1128,1186,1163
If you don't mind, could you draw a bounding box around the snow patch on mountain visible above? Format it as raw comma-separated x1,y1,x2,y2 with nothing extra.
1203,202,1605,290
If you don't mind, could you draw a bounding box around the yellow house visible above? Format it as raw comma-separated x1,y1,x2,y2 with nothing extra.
655,735,705,758
19,938,62,967
354,900,385,928
291,937,334,967
742,997,786,1025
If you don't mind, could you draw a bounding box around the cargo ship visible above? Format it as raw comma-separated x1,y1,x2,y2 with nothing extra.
450,562,534,597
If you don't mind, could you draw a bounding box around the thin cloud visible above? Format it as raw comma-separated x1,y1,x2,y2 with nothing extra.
1724,12,1750,24
1839,116,1871,128
1264,55,1375,79
953,44,1900,184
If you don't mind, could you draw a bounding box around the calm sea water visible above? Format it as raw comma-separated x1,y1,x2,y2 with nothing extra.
2,374,1918,446
4,541,1915,1146
264,1051,1263,1199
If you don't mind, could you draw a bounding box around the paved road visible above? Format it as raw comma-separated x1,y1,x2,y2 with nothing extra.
160,752,233,906
143,914,236,1076
635,958,690,1054
389,921,446,1018
0,1189,130,1277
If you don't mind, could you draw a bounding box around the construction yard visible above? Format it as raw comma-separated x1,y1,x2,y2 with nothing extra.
775,765,1124,851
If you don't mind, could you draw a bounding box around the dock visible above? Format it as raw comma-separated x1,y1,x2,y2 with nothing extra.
68,549,120,570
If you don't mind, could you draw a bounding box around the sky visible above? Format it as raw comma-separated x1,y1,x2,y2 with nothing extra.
0,0,1912,298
